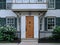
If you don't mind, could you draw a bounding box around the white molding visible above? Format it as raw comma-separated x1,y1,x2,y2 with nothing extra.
34,16,38,38
17,17,20,31
21,16,26,38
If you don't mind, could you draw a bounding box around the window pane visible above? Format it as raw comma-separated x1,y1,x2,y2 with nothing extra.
0,0,2,2
16,0,22,3
2,3,6,9
0,0,6,2
23,0,29,3
30,0,37,3
47,18,55,30
56,0,60,9
48,0,55,9
2,0,6,2
6,0,12,3
0,0,6,9
38,0,42,2
7,18,15,28
0,3,2,9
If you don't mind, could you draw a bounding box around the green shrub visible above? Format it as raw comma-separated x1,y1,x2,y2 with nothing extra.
52,26,60,39
0,26,17,41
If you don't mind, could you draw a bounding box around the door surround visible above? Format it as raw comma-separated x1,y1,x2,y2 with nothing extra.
21,16,38,39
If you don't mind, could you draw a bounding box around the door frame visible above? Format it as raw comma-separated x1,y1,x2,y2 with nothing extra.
21,16,39,39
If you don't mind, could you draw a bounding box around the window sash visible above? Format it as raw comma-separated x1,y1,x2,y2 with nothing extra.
0,2,6,9
6,18,15,28
47,17,56,30
48,0,55,9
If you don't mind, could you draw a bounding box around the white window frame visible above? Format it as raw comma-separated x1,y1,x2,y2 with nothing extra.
48,0,55,9
6,17,15,28
47,17,56,31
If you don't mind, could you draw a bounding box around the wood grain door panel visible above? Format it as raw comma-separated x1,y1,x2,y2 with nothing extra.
26,16,34,38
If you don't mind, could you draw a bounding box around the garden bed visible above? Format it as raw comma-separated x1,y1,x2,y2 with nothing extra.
0,38,21,43
38,38,60,43
0,26,21,43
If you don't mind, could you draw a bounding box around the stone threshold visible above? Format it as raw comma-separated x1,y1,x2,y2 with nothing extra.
21,38,38,42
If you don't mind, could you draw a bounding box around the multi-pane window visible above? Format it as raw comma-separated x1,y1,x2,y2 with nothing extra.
39,17,43,30
48,0,55,9
47,17,55,30
0,0,6,9
6,18,15,28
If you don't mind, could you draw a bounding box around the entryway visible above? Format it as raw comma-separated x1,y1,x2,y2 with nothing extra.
26,16,34,38
21,16,38,39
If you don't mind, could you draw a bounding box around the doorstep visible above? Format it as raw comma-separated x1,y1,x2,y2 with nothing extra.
21,38,38,42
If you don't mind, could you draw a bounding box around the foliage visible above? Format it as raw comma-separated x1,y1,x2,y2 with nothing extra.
0,26,17,41
52,26,60,39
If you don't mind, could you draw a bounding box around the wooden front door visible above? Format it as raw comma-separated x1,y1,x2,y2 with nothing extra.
26,16,34,38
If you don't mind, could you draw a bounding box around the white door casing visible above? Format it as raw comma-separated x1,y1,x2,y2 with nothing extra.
21,16,38,38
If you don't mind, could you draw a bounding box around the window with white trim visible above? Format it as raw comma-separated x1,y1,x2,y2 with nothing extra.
6,18,15,28
48,0,55,9
47,17,56,30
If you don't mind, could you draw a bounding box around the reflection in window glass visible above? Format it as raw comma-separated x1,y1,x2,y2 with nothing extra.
47,18,55,30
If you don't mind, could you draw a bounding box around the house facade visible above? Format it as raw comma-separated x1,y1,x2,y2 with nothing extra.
0,0,60,40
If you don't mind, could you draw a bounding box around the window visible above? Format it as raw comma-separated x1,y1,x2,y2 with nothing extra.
39,17,43,30
0,0,6,9
6,0,12,3
47,17,56,30
38,0,43,2
0,0,6,2
6,18,15,28
48,0,55,9
6,3,12,9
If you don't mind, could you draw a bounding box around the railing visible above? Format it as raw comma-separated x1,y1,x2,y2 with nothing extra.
6,0,47,4
15,31,21,39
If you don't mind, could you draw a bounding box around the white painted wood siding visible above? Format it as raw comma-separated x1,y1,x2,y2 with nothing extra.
6,0,47,10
